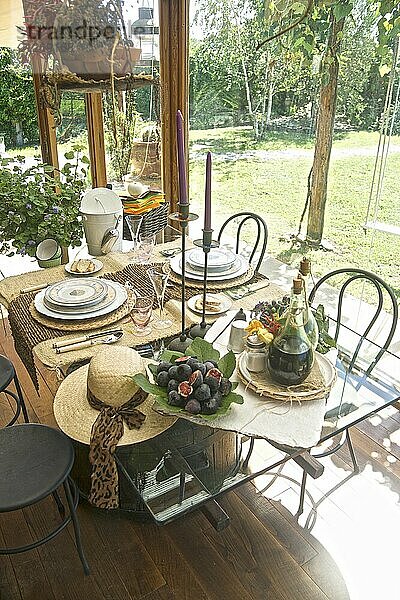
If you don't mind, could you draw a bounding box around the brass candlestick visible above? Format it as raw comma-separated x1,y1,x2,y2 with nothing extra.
168,203,199,353
189,229,219,339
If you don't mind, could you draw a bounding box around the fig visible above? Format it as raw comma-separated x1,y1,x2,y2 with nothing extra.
219,378,232,396
203,375,219,393
212,390,223,406
157,361,172,374
178,381,193,398
196,362,207,376
188,370,203,389
206,368,223,383
202,398,219,415
187,357,200,371
167,379,178,393
193,383,211,402
175,356,190,363
177,363,192,382
156,371,169,387
168,390,185,407
168,365,179,380
185,399,202,414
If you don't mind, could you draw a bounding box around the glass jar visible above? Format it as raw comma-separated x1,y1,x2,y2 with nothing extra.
245,334,267,372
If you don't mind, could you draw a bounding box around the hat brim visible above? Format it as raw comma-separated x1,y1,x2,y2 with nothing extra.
54,364,177,446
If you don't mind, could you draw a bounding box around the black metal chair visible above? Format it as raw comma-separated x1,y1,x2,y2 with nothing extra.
0,423,89,575
295,268,399,520
0,354,29,426
217,212,268,273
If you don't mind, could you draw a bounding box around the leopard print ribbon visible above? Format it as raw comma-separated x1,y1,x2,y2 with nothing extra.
87,388,148,510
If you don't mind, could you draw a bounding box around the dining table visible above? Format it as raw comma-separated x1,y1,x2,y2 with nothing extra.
0,239,398,529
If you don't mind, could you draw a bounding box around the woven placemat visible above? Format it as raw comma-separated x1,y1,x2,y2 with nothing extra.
29,300,131,331
237,353,336,403
167,265,256,290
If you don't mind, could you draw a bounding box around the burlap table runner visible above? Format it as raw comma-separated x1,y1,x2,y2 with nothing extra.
8,261,269,390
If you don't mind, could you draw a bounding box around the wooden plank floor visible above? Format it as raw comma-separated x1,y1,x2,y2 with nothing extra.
0,319,399,600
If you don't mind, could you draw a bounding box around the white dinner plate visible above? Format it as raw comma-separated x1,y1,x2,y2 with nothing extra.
45,278,108,307
187,247,236,270
187,294,232,316
65,258,103,277
170,253,249,281
180,256,243,278
43,282,117,314
35,281,127,321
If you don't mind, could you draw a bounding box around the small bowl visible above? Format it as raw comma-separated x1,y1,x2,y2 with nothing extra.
35,239,62,268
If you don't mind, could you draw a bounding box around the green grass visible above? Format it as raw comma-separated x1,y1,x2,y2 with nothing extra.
189,127,400,299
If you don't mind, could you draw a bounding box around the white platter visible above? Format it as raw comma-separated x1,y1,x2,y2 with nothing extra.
171,253,249,282
65,258,103,277
35,281,127,321
237,351,337,399
187,294,232,316
45,278,108,307
187,247,236,270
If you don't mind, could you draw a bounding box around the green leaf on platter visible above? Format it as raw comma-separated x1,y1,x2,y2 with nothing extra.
186,337,220,363
147,362,158,377
217,350,237,378
159,349,184,363
132,373,167,399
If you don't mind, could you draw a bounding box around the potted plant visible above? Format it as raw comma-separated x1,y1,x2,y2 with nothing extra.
19,0,141,78
0,149,89,262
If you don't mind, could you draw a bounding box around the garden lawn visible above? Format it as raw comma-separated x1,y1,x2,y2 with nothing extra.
189,127,400,299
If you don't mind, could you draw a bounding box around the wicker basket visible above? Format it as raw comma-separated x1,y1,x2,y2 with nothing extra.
123,203,169,240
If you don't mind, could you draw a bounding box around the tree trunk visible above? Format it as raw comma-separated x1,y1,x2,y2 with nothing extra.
306,13,345,245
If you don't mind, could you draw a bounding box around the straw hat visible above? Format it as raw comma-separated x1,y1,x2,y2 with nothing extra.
54,346,176,446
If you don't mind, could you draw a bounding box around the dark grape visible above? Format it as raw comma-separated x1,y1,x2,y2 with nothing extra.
203,375,219,393
168,390,184,407
213,390,223,406
157,361,172,374
204,361,216,372
219,378,232,396
202,398,219,414
187,357,200,370
168,365,179,379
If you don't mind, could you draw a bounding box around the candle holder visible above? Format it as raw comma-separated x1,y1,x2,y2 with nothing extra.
189,229,220,339
167,203,199,353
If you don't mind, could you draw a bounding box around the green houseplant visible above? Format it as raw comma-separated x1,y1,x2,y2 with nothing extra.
0,149,89,258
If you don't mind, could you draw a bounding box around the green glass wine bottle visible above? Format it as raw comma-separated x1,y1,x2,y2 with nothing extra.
298,257,319,350
267,278,314,386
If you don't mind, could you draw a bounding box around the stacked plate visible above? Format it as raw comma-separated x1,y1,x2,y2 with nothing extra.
34,278,128,321
170,247,249,282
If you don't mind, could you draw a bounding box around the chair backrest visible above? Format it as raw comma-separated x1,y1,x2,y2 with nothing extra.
309,268,398,376
217,212,268,273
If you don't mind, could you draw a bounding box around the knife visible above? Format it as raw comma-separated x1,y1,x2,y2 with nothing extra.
55,332,123,354
52,329,123,349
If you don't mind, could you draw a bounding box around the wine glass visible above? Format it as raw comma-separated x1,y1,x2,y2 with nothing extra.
125,215,143,251
129,296,153,336
136,232,156,264
148,267,172,329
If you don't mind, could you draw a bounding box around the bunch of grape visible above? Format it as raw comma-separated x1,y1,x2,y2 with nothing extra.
156,356,232,415
251,296,290,325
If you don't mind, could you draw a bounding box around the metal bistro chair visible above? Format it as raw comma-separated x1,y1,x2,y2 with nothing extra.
217,212,268,273
295,268,399,521
0,354,29,426
0,423,90,575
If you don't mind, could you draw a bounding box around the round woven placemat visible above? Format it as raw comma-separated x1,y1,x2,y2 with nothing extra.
167,265,255,290
237,352,336,403
29,300,130,331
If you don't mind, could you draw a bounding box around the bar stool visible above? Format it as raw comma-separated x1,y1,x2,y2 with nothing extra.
0,354,29,426
0,423,90,575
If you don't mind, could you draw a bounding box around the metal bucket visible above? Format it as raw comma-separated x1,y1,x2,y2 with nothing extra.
81,210,123,256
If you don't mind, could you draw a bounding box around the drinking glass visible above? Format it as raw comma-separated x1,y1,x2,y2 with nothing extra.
125,215,143,250
148,267,172,329
136,232,156,264
129,296,153,336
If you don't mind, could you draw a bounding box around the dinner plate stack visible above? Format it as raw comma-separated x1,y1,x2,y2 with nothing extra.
170,247,249,282
34,278,128,321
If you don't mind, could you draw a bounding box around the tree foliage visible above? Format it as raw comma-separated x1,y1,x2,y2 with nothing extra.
0,49,38,148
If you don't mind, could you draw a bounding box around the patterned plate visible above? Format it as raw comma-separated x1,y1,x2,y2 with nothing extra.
187,247,237,270
45,278,108,307
43,282,117,314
